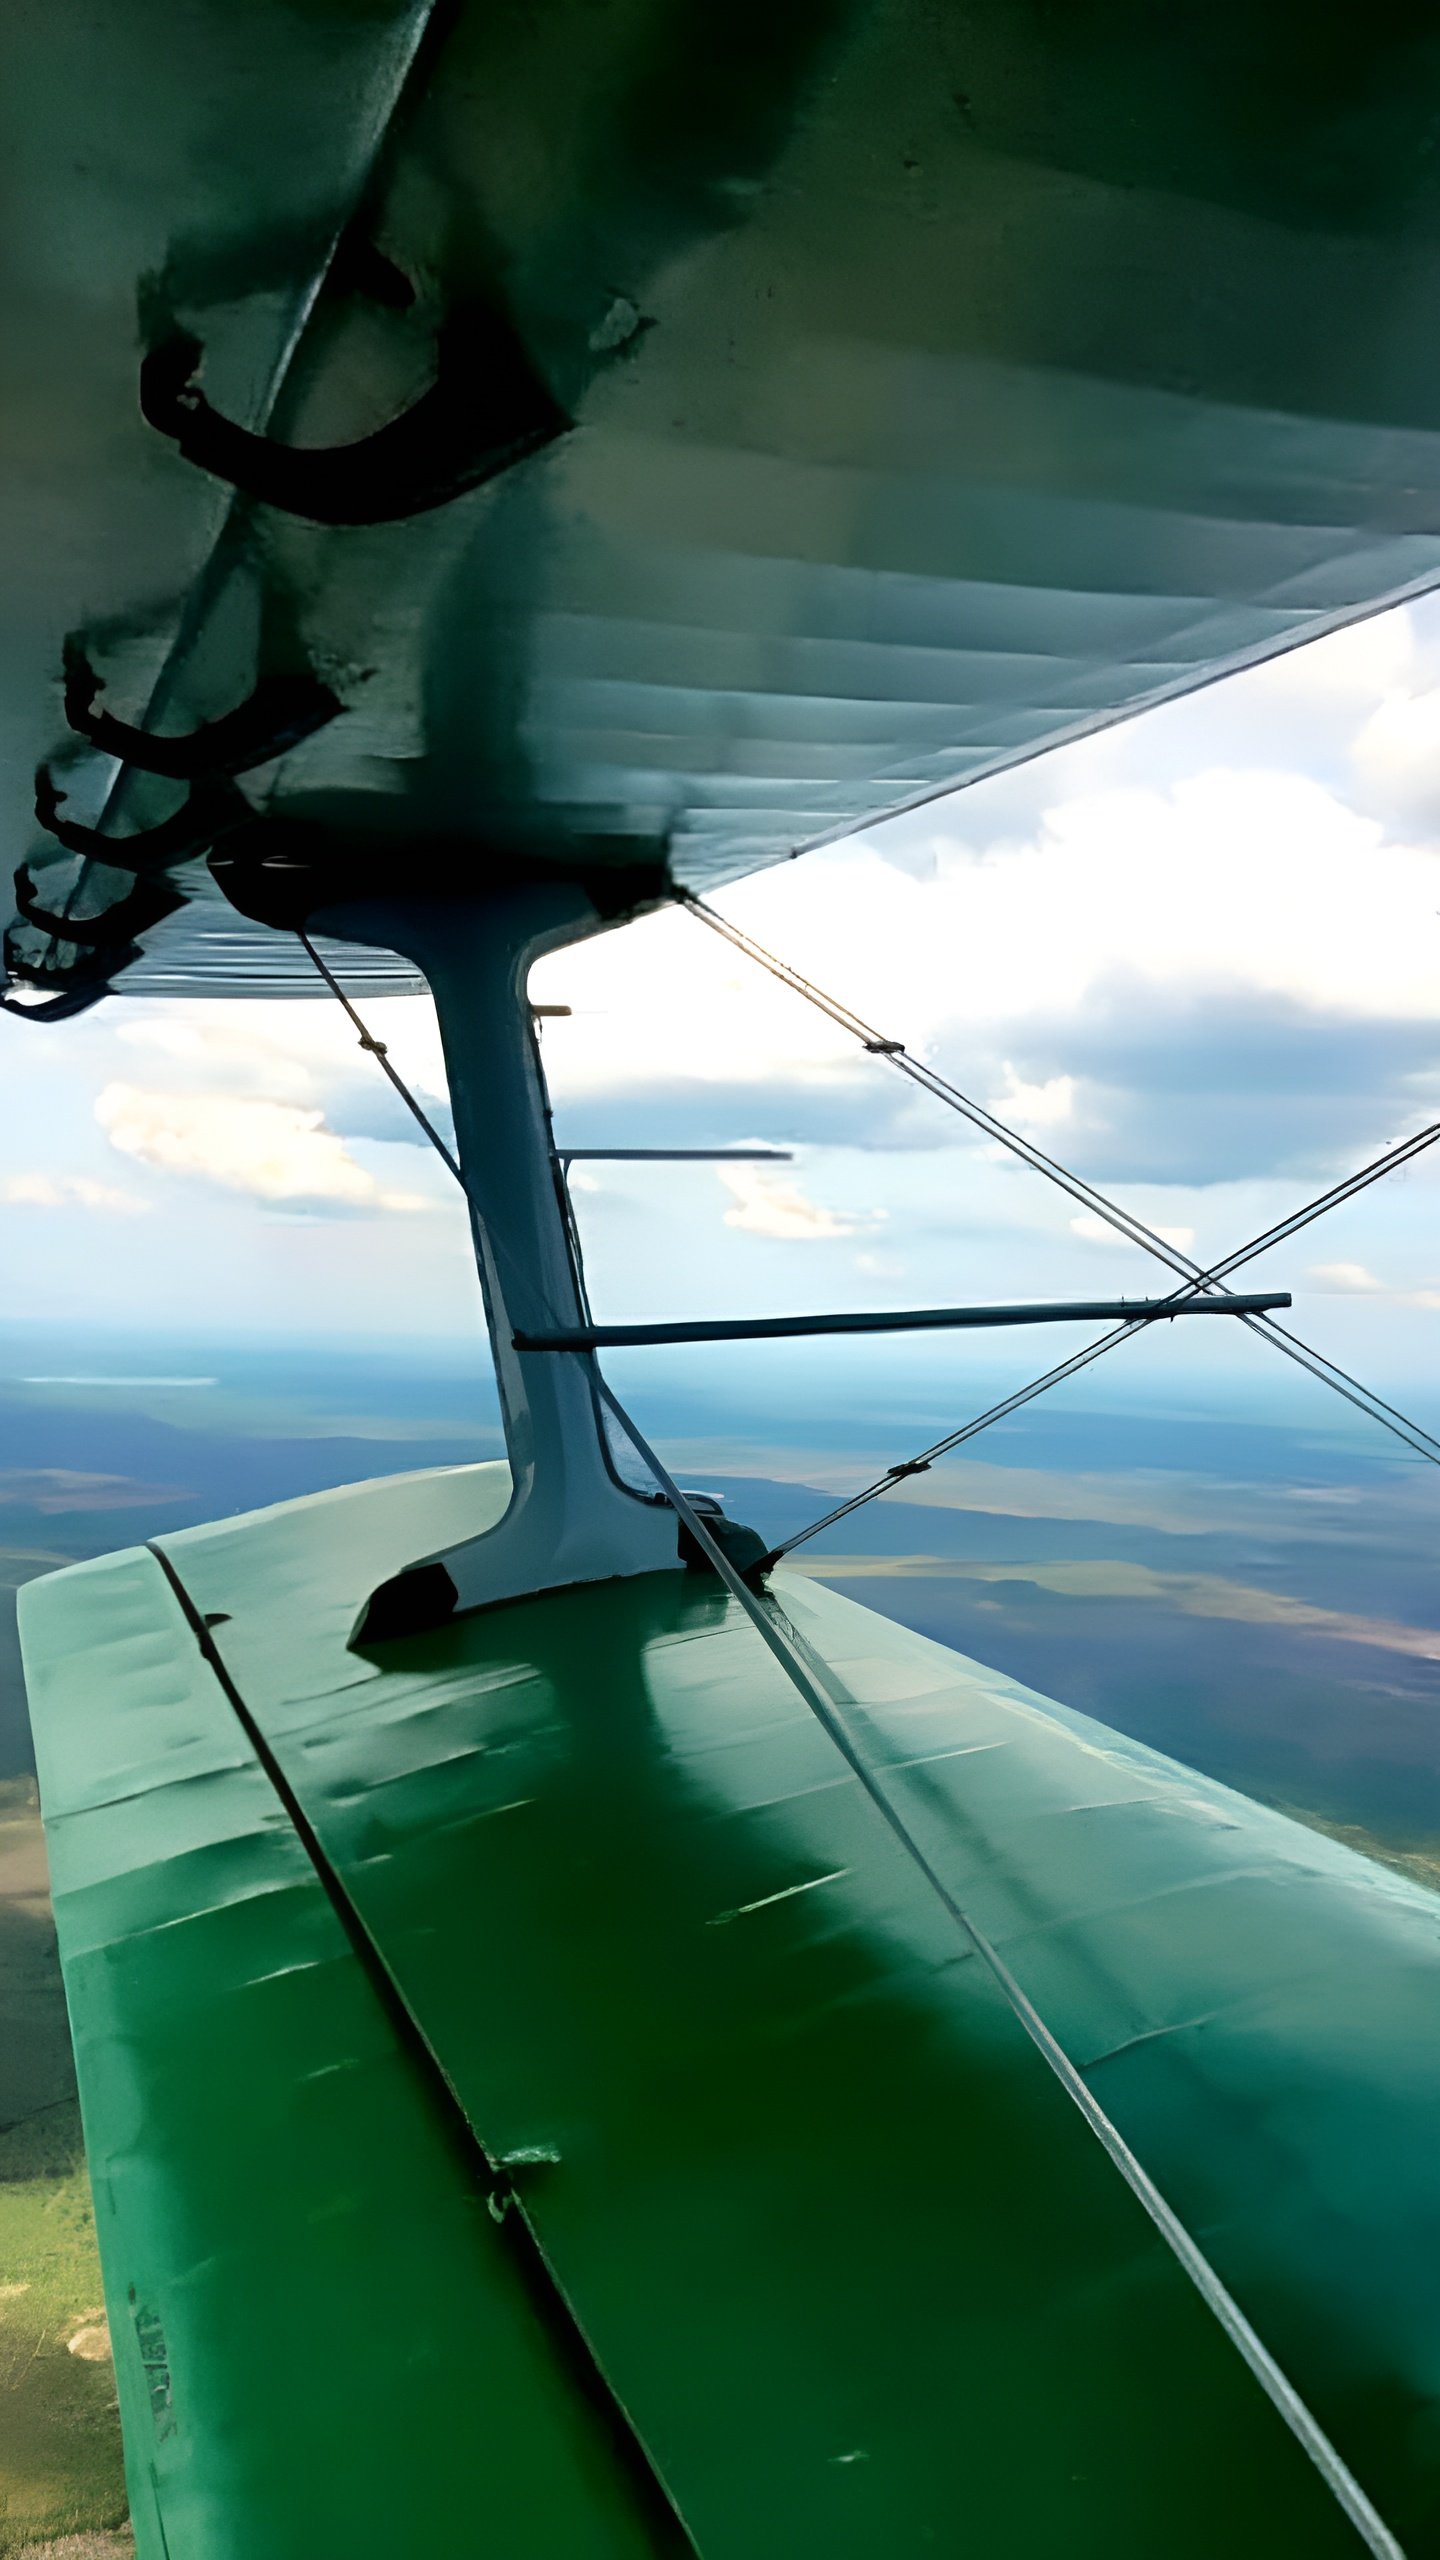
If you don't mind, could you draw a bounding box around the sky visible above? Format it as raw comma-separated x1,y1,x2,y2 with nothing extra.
3,590,1440,1452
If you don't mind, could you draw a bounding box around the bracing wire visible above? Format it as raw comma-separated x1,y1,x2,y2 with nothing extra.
588,1376,1405,2560
773,1207,1440,1567
685,888,1440,1303
683,891,1440,1419
306,930,1407,2560
299,929,465,1181
765,1322,1154,1560
681,892,1440,1540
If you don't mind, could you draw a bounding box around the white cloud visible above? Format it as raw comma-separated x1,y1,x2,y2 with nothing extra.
717,1165,883,1241
531,923,859,1101
115,997,449,1106
1070,1212,1194,1251
1306,1263,1440,1312
1250,608,1416,706
95,1084,431,1213
115,1013,321,1097
531,765,1440,1149
990,772,1440,1021
2,1173,148,1215
1351,684,1440,827
990,1066,1075,1130
1309,1261,1387,1293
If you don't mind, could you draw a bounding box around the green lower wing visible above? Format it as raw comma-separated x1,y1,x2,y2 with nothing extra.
20,1531,675,2559
22,1464,1440,2555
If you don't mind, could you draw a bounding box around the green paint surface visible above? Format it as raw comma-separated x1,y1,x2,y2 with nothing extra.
19,1530,680,2560
0,1782,127,2557
23,1462,1440,2551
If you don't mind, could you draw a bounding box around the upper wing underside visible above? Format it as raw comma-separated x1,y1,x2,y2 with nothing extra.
9,0,1440,1001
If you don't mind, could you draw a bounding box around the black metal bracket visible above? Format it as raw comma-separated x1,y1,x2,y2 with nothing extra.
3,912,133,997
207,828,672,935
62,636,341,779
554,1147,794,1163
355,1561,459,1643
0,972,117,1021
139,298,572,527
13,859,183,948
34,765,251,872
676,1508,771,1581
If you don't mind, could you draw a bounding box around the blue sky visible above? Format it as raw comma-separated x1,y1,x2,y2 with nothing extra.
3,592,1440,1445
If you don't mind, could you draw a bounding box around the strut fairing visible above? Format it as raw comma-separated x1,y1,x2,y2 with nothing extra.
9,1,1440,998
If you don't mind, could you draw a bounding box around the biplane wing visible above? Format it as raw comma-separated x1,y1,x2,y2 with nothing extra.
8,0,1440,997
14,6,1440,2553
22,1462,1440,2556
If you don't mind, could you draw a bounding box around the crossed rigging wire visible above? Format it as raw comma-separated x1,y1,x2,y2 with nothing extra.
681,891,1440,1560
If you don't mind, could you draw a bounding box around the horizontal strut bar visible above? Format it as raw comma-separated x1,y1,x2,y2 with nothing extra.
554,1146,792,1163
514,1290,1291,1352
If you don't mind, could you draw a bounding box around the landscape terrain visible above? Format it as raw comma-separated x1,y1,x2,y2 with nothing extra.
2,1323,1439,2546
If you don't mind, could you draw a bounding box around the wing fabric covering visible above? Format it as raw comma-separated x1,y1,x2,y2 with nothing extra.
15,3,1440,992
17,1524,682,2560
25,1463,1440,2553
